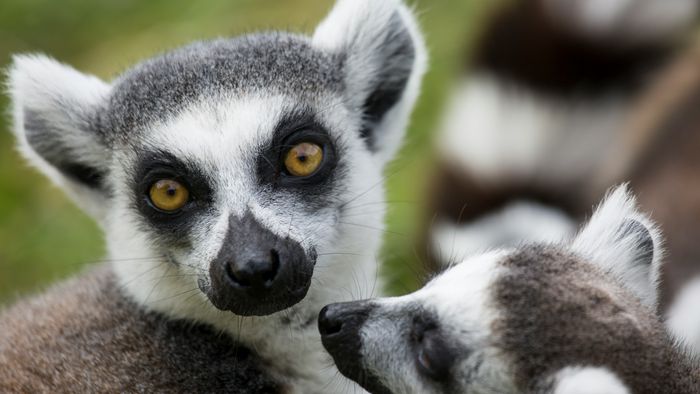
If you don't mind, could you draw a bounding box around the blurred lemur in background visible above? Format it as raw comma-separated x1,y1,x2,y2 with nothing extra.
423,0,700,309
0,0,426,392
321,186,700,394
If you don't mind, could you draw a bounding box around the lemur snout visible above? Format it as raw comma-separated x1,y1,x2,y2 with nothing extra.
319,301,391,394
207,212,316,316
319,301,373,350
224,250,280,293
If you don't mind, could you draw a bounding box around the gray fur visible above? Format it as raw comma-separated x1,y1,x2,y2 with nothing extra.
0,265,282,393
101,34,344,140
494,245,700,394
617,218,655,267
5,0,427,391
351,11,415,148
320,188,700,394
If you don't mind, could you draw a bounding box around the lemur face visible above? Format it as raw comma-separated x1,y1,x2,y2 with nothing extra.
320,186,664,394
105,38,373,316
110,51,352,316
8,0,426,317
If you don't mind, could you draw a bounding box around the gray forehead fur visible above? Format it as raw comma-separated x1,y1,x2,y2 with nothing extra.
492,245,700,394
98,33,344,140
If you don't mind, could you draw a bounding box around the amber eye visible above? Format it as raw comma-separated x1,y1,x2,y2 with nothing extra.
148,179,190,212
284,142,324,177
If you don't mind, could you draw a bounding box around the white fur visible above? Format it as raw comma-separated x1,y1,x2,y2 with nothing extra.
348,189,665,394
7,1,425,392
572,185,663,309
423,251,516,393
551,366,631,394
438,76,625,186
543,0,698,43
7,54,112,221
108,93,382,394
313,0,428,165
359,251,516,394
431,200,575,265
667,277,700,356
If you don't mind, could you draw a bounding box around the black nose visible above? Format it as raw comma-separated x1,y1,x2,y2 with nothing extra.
225,250,280,293
207,212,316,317
318,301,374,348
318,304,344,336
319,302,392,394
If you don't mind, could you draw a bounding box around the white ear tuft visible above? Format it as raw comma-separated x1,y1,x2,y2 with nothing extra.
8,54,110,122
313,0,427,165
572,184,663,308
7,54,112,220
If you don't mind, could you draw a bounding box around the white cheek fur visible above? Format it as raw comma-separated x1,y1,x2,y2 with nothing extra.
103,93,391,394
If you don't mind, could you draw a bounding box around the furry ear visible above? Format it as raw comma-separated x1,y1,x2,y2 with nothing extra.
7,54,112,220
313,0,427,165
572,185,663,308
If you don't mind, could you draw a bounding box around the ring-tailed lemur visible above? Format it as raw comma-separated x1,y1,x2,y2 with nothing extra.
422,0,699,283
320,186,700,394
0,0,426,392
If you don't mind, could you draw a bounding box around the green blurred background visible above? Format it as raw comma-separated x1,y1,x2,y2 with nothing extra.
0,0,495,304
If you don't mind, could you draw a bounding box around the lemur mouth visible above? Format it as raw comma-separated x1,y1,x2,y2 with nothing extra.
204,250,315,316
206,278,313,316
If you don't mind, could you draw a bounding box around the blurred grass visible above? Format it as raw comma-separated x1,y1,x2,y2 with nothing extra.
0,0,493,303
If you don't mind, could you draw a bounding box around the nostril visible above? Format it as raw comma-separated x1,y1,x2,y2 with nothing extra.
225,261,251,287
223,252,280,290
262,249,280,284
318,306,343,336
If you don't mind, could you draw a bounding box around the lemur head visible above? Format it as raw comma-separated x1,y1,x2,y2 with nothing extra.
320,186,667,394
7,0,426,318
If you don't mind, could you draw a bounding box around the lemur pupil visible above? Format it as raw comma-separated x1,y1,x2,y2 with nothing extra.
298,155,307,163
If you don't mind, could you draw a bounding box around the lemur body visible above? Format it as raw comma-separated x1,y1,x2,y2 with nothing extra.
0,266,279,392
423,0,700,301
320,187,700,394
1,0,427,392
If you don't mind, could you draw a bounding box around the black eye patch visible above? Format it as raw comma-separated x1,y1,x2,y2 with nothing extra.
411,314,457,385
131,150,214,244
256,108,342,203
